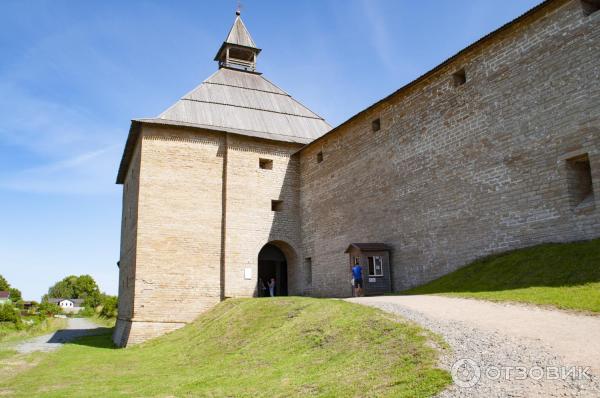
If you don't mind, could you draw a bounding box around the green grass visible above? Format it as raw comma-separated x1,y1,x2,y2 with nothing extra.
84,314,116,328
403,239,600,313
0,348,17,361
0,297,451,397
0,318,69,379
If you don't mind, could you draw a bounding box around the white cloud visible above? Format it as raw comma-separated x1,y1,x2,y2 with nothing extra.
0,145,122,195
360,0,396,72
0,81,119,153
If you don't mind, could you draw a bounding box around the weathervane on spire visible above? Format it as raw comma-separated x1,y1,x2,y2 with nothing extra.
215,1,260,72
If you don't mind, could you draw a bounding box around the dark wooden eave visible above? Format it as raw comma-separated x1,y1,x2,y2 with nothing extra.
115,120,141,184
345,243,392,253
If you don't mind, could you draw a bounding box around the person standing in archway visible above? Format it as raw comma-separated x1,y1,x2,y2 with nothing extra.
352,262,364,297
258,278,267,297
268,278,276,297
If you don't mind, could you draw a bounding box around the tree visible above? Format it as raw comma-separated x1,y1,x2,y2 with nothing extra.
0,275,9,291
9,287,22,303
99,295,118,318
75,275,101,307
0,275,23,305
47,275,78,299
47,275,101,307
0,302,20,324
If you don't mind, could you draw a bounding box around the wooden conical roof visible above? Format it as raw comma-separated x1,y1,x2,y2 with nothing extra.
145,67,330,144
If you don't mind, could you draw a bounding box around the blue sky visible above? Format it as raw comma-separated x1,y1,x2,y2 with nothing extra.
0,0,542,301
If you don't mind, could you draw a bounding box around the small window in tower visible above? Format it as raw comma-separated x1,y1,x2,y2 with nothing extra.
259,158,273,170
566,154,595,209
316,151,323,163
372,118,381,132
453,68,467,87
304,257,312,286
271,200,283,212
581,0,600,16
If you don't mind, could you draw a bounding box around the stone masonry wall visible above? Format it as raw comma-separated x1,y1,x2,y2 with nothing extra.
115,126,304,345
223,134,304,298
120,125,226,345
300,0,600,296
113,140,141,346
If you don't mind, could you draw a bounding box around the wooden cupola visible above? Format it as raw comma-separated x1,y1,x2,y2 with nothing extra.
214,10,261,72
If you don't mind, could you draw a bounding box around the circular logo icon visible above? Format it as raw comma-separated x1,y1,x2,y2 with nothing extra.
451,358,481,388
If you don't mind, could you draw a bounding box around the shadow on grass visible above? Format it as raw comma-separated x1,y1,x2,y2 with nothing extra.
401,239,600,295
47,328,116,349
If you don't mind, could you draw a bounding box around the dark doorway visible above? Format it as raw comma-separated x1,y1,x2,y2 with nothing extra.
258,243,288,296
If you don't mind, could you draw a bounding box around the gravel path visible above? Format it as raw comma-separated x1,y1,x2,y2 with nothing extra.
14,317,105,354
347,296,600,397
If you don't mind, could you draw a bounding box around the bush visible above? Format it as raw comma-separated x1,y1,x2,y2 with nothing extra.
100,295,118,318
0,303,22,329
38,301,61,317
8,287,22,304
78,306,96,317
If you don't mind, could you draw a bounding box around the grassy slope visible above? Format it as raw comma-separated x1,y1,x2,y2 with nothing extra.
0,297,450,398
403,239,600,312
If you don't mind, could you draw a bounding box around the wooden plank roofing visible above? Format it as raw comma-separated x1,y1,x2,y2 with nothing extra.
116,67,331,183
156,68,330,141
224,14,257,48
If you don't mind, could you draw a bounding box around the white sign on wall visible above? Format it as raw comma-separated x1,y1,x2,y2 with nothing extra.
244,267,252,280
368,277,376,283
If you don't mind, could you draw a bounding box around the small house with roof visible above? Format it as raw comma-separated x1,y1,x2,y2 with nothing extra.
49,298,84,313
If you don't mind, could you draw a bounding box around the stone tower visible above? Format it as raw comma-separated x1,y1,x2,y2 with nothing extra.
113,11,331,347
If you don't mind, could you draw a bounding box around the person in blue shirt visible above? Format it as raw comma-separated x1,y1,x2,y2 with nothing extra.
352,263,363,297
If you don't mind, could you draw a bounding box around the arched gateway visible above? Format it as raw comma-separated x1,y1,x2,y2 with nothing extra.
257,241,298,296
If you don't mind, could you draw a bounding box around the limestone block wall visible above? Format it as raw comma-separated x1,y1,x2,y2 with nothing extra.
300,0,600,296
120,125,226,345
223,135,305,297
113,140,140,346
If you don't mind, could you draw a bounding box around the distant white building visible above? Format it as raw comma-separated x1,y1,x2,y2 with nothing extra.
49,298,84,314
0,291,9,305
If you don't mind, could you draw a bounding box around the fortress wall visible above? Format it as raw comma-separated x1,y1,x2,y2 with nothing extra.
300,0,600,295
223,135,304,298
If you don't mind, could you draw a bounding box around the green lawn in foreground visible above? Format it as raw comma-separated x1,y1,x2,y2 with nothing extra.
403,239,600,313
0,318,69,381
0,297,450,398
